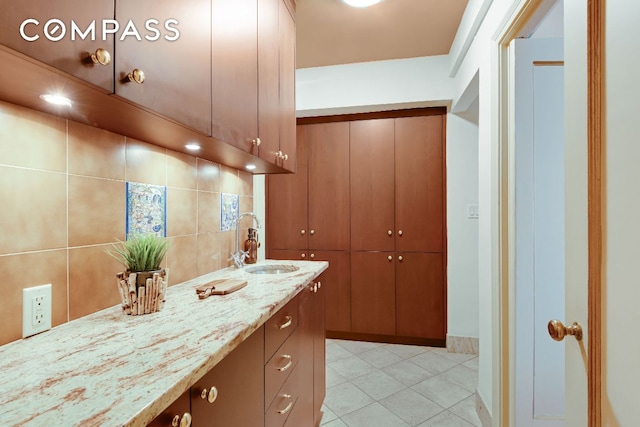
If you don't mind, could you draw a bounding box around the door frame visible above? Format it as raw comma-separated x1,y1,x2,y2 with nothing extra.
494,0,602,426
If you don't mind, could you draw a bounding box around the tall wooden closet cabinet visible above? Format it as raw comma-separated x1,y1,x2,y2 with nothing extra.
266,108,446,346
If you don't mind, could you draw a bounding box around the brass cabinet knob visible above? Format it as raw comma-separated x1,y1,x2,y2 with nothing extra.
398,256,403,261
317,281,321,289
387,255,393,261
252,137,261,147
310,230,315,235
172,413,192,427
282,153,288,161
126,68,145,84
200,386,218,403
387,230,393,236
310,253,315,259
398,230,403,236
301,253,306,259
301,229,306,235
548,320,583,341
275,151,289,161
90,48,111,66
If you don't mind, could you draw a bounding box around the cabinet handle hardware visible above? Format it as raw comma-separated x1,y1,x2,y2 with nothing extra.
388,255,393,261
279,316,293,330
252,137,261,147
387,230,393,236
314,283,318,293
277,395,294,415
275,151,289,161
317,281,321,289
282,153,289,161
171,412,192,427
301,230,306,235
89,48,111,66
126,68,145,84
310,230,315,235
398,230,403,236
398,256,403,262
200,386,218,403
310,253,315,259
301,253,306,259
309,285,315,292
277,354,293,371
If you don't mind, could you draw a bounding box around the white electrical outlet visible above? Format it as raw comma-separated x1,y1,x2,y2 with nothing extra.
22,284,52,338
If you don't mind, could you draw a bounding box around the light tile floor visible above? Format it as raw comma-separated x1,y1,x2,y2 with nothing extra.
321,339,481,427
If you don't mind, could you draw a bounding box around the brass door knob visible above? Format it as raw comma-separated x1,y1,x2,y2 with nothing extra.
126,68,145,84
387,255,393,261
301,230,306,235
301,253,306,259
310,253,315,259
398,230,403,236
548,319,583,341
317,281,321,289
252,137,261,147
172,413,192,427
310,230,315,235
200,386,218,403
398,256,403,261
387,230,393,236
90,48,111,66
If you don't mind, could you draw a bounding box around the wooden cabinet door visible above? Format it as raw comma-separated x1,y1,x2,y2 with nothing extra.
257,0,280,165
267,127,308,251
191,327,264,426
0,0,114,92
116,0,212,135
350,119,395,251
296,282,315,426
269,249,309,261
307,122,350,250
148,390,191,427
277,0,296,172
311,251,351,333
395,115,444,252
211,0,258,149
351,252,395,335
396,253,445,340
313,273,326,425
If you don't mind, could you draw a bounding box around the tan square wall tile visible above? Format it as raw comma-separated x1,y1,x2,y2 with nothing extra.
167,188,197,237
68,121,125,180
125,139,167,186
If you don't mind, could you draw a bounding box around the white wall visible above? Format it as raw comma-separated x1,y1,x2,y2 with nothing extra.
446,109,480,339
296,55,453,117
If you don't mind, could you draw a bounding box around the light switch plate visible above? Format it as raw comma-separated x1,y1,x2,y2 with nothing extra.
467,204,480,219
22,284,52,338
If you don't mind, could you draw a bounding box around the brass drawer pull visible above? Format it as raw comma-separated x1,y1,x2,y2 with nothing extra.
277,394,294,415
171,412,192,427
279,316,293,330
277,354,293,372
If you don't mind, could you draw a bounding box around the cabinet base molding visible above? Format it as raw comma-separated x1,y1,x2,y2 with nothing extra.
475,389,492,427
326,331,445,348
446,335,479,355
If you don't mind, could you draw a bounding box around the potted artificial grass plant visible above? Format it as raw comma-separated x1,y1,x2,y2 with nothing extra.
106,234,171,316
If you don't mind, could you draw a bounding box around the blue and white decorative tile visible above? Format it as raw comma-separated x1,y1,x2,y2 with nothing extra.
126,182,167,237
220,193,239,231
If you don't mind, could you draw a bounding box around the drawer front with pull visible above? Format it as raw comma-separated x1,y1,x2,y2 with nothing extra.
265,296,299,360
265,364,300,427
265,327,299,409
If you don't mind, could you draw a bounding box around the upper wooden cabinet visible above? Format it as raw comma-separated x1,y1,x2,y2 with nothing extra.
0,0,115,92
116,0,212,135
211,0,258,151
257,0,296,171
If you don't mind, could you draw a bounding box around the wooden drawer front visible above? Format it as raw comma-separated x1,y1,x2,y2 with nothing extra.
265,365,300,427
265,296,299,360
265,328,299,409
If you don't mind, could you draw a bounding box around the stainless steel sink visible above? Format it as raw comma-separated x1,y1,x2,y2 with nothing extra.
245,264,300,274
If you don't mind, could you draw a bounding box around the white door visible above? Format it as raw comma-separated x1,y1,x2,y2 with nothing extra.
513,37,565,427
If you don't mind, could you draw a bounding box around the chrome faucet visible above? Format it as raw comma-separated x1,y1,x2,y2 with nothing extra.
231,212,261,268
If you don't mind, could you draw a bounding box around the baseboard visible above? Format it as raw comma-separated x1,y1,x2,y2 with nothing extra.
446,334,479,355
326,331,445,347
475,389,492,427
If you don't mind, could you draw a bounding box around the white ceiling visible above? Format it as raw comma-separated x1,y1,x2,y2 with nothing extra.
296,0,469,69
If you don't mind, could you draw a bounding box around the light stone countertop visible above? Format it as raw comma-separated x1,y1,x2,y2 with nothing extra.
0,259,328,427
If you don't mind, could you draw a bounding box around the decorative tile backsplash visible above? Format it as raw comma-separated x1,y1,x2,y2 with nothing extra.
220,193,239,231
126,182,167,237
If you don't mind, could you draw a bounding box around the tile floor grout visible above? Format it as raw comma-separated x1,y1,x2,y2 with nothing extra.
321,339,481,427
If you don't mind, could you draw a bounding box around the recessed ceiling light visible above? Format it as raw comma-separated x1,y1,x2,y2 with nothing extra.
185,143,201,151
246,164,257,171
39,94,72,107
342,0,383,8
